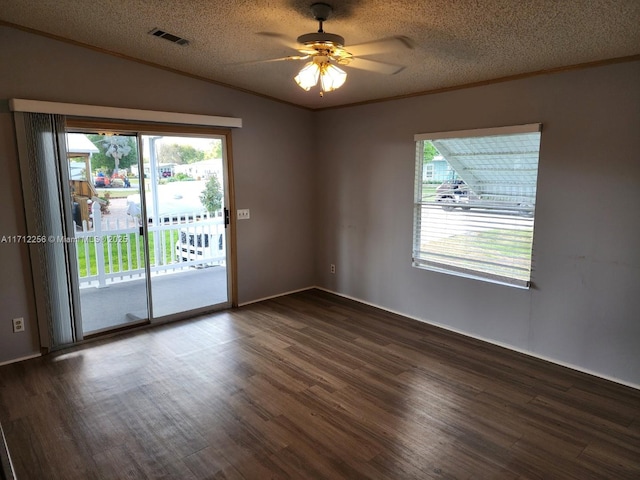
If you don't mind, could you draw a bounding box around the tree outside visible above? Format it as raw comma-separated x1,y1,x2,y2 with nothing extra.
158,144,205,164
423,141,439,164
88,134,138,175
157,141,222,165
199,173,223,214
207,141,222,159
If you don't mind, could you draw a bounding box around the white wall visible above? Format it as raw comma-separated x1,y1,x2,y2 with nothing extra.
0,26,315,363
315,61,640,386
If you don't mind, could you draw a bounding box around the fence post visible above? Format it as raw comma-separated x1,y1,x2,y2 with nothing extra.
92,201,107,288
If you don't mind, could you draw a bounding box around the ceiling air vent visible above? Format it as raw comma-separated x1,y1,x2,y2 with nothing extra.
148,28,189,46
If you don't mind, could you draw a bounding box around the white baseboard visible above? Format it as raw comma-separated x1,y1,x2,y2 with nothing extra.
238,286,315,307
2,288,636,390
0,353,41,367
314,287,640,391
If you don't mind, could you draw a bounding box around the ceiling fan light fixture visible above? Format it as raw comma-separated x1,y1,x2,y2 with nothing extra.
295,59,347,93
294,61,321,90
320,63,347,92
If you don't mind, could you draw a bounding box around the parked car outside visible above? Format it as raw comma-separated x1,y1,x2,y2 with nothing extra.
435,179,533,216
94,173,110,188
126,180,207,222
174,227,224,267
435,179,477,211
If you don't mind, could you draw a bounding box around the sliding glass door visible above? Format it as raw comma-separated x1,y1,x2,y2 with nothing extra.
66,125,232,335
67,133,150,334
141,134,229,318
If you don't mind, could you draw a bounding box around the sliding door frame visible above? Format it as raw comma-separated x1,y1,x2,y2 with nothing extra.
66,118,239,321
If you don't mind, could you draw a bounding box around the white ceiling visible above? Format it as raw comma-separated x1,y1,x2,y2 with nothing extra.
2,0,639,110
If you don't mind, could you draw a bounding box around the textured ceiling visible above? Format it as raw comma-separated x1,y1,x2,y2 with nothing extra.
1,0,639,109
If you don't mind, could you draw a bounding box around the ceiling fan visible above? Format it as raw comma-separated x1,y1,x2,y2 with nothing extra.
249,2,412,95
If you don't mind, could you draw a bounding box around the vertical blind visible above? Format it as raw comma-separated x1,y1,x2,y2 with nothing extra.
413,124,542,287
14,112,78,348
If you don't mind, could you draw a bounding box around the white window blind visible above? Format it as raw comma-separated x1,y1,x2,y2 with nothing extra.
412,124,542,288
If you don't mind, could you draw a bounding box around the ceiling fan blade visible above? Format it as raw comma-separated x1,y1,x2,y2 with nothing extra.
347,36,415,57
255,31,300,51
228,55,309,67
298,47,320,55
347,57,405,75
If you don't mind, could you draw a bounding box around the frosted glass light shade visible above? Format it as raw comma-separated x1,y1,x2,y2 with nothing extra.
294,62,320,91
320,64,347,92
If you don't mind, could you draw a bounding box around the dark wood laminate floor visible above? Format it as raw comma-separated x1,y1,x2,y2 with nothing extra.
1,289,639,479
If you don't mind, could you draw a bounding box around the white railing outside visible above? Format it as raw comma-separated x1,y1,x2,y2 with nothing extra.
76,202,226,288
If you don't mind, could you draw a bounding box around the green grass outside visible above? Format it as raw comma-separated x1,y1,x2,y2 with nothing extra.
421,228,533,279
75,230,180,277
95,188,136,199
421,184,438,201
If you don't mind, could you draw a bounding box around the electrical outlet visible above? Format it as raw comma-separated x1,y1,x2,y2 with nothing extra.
330,264,336,274
12,317,25,333
237,209,250,220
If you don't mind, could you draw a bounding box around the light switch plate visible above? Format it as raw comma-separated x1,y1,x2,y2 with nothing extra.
237,209,250,220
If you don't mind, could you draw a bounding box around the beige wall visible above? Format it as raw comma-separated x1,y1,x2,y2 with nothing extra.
315,60,640,386
0,26,315,363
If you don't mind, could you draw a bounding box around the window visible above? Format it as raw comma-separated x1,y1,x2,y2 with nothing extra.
413,124,542,288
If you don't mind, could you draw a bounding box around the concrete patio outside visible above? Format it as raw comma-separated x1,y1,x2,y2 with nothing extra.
76,195,229,335
79,266,228,334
